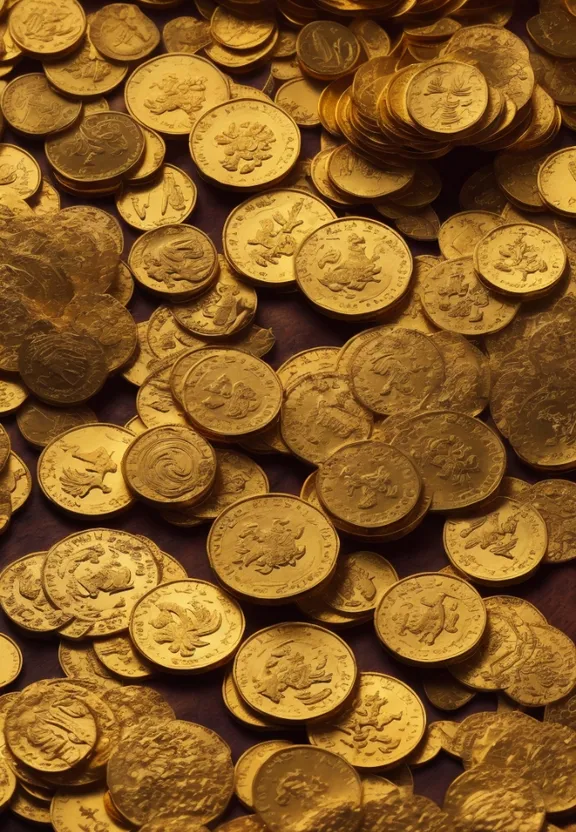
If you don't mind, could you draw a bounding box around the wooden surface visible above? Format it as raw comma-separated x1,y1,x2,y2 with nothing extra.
3,0,576,829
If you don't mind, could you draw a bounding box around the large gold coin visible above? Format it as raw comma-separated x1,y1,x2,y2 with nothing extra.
89,4,160,61
125,53,230,136
317,441,421,529
17,400,97,448
308,673,426,769
295,217,413,319
9,0,86,57
207,493,339,603
375,572,487,666
116,164,197,231
407,61,489,136
234,622,357,723
107,719,234,826
122,424,216,506
223,189,336,289
43,34,129,98
51,786,127,832
38,423,135,516
43,528,160,636
190,98,300,191
253,745,362,832
0,552,71,633
297,21,360,79
130,579,245,673
2,74,82,136
235,740,293,810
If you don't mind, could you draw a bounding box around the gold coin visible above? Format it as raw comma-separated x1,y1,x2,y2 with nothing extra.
58,640,121,688
308,672,426,769
223,188,335,288
188,449,269,520
0,144,41,198
508,386,576,469
504,623,576,707
375,572,487,666
130,578,245,672
190,98,301,191
57,203,124,255
277,347,340,390
207,493,339,603
0,552,71,633
122,424,216,506
0,452,31,513
494,147,547,211
211,7,275,49
407,61,488,136
173,256,257,337
443,497,548,585
297,21,360,79
319,551,398,614
27,178,60,217
204,32,279,73
51,786,127,832
109,261,135,306
275,77,324,127
93,635,154,680
125,125,166,184
43,34,129,98
147,307,206,362
183,348,282,437
0,633,22,689
295,217,413,319
43,528,160,636
522,479,576,563
10,786,51,825
460,163,508,214
17,400,97,449
423,671,476,711
5,679,97,772
125,53,230,136
89,4,160,61
9,0,86,57
281,372,373,465
438,211,503,260
116,164,197,231
0,758,16,812
235,740,293,810
163,16,212,53
539,147,576,216
222,670,280,731
421,256,518,335
0,424,10,473
169,346,224,404
46,112,144,183
253,745,362,832
98,684,174,739
84,97,112,114
2,74,82,136
38,423,136,516
107,719,234,826
545,690,576,730
137,360,189,428
328,145,414,200
59,293,137,373
129,224,218,300
234,622,357,723
425,331,490,417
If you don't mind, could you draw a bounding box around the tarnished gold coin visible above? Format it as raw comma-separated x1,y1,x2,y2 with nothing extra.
43,528,160,636
319,551,398,615
0,144,41,198
253,745,362,832
89,4,160,61
9,0,86,57
116,165,197,231
183,349,282,438
125,53,230,136
297,21,360,79
407,61,488,136
0,634,22,689
235,740,293,810
163,16,212,53
295,217,413,319
17,400,97,449
0,552,71,633
308,673,426,770
123,424,216,506
93,635,153,681
51,786,128,832
38,423,135,516
438,211,503,260
2,74,82,137
130,579,245,673
234,622,357,723
327,145,413,200
207,493,339,603
375,572,487,666
474,223,567,297
107,719,234,826
443,497,548,585
190,99,301,191
189,449,269,520
129,224,218,301
223,189,335,288
5,679,97,772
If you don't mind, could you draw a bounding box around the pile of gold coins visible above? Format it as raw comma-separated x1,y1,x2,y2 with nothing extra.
0,0,575,830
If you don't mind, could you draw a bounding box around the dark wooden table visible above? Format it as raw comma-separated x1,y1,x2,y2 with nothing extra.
3,0,576,829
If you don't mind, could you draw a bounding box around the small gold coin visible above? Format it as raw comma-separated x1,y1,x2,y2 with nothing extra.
253,745,362,832
122,424,216,506
319,551,398,614
51,786,127,832
189,449,269,520
234,622,357,723
2,74,82,136
0,144,41,198
9,0,86,57
308,673,426,770
58,640,121,687
0,452,31,513
297,21,360,79
93,635,154,680
17,400,97,449
89,3,160,61
43,529,160,636
235,740,293,810
375,572,487,666
443,497,548,585
107,719,234,826
0,633,22,688
222,670,280,731
130,579,245,672
407,61,489,136
38,423,135,516
207,493,339,603
190,99,301,191
116,164,197,231
423,671,476,711
0,552,71,633
438,211,503,260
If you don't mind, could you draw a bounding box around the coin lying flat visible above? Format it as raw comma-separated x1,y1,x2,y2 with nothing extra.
319,551,398,615
89,4,160,61
2,74,82,137
17,400,97,449
235,740,293,810
51,786,128,832
9,0,86,57
0,553,71,633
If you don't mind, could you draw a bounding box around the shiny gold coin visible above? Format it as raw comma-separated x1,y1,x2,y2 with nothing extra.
58,640,121,688
188,449,269,520
2,74,82,136
204,33,280,73
234,622,357,723
295,217,413,319
297,21,360,79
328,145,413,200
0,634,22,689
275,77,324,127
51,786,127,832
107,719,234,826
235,740,293,810
211,7,275,49
89,3,160,60
309,672,426,769
9,0,86,57
277,347,339,390
0,552,71,633
93,635,154,680
43,34,129,98
163,16,212,53
423,671,476,711
253,745,362,832
125,53,230,136
125,125,166,184
438,211,503,260
116,164,197,231
38,423,136,517
44,529,159,636
17,400,97,449
190,98,300,191
222,670,280,731
319,551,398,615
207,493,339,603
137,360,189,429
0,144,41,198
0,452,31,513
123,424,216,506
375,572,487,666
539,147,576,216
407,61,488,136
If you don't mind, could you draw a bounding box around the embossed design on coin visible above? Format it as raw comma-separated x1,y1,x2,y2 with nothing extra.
408,62,488,135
